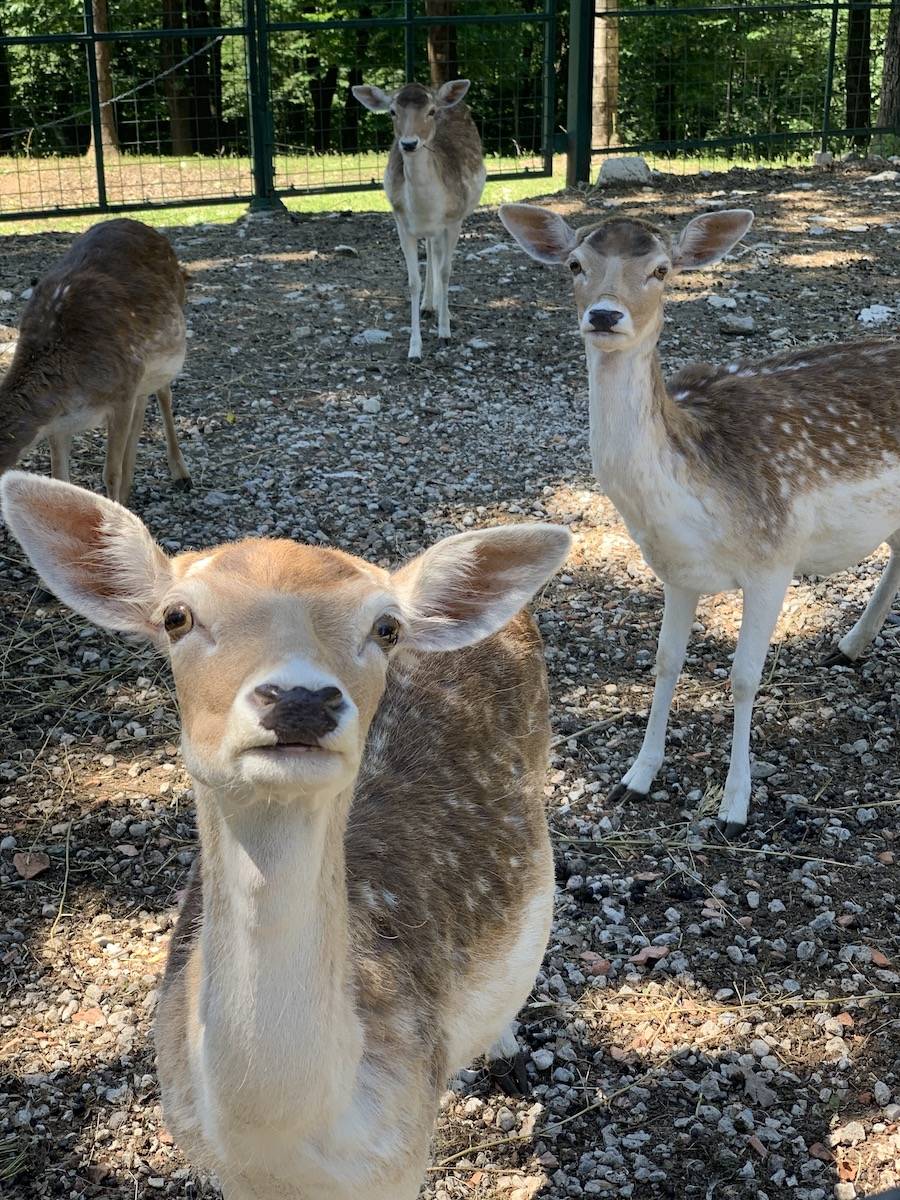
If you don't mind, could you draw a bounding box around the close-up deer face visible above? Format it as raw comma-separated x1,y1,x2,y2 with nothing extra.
0,471,571,807
499,203,754,352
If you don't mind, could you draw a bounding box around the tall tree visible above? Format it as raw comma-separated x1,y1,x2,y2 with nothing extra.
88,0,121,155
426,0,458,87
592,0,619,148
878,0,900,133
845,0,871,146
162,0,192,155
186,0,221,151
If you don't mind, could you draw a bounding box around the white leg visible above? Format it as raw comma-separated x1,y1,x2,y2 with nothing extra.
612,584,699,799
421,238,435,315
48,431,73,483
436,220,461,342
396,222,422,360
718,571,791,834
831,533,900,662
156,384,191,489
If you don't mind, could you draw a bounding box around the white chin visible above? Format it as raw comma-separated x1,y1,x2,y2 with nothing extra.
236,747,353,794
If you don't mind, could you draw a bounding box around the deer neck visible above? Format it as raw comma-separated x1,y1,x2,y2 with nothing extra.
194,782,363,1136
585,337,675,489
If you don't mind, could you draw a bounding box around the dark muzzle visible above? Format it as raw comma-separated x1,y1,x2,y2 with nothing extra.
255,684,344,746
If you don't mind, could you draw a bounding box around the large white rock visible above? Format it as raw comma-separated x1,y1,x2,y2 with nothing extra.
597,155,652,185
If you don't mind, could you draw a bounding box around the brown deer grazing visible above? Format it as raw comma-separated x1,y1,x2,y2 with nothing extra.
500,202,900,834
0,468,571,1200
0,219,191,503
353,79,486,359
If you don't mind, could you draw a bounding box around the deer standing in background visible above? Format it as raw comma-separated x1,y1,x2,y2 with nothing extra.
0,219,191,504
501,202,900,834
353,79,486,359
1,468,571,1200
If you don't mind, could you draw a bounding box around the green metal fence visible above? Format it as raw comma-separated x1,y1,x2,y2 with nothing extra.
565,0,900,182
0,0,559,221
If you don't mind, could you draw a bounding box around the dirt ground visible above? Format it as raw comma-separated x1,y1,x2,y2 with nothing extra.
1,163,899,1200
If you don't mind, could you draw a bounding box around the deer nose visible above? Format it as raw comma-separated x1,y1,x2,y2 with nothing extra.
252,684,345,745
588,307,624,332
400,138,419,153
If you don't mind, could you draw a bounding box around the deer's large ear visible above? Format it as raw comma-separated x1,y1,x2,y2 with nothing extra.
499,204,578,265
671,209,754,272
352,84,392,112
391,523,572,652
436,79,470,108
0,472,171,640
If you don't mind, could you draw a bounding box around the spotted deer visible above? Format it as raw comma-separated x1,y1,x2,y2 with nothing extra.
0,469,571,1200
500,202,900,834
0,219,191,504
353,79,486,359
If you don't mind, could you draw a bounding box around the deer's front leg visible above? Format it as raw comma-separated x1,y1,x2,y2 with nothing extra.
718,571,791,836
396,223,422,359
610,584,699,802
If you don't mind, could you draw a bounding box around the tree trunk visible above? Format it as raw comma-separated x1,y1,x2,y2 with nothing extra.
845,0,871,147
89,0,121,156
307,61,339,152
186,0,220,151
426,0,458,87
877,0,900,132
162,0,193,155
592,0,619,148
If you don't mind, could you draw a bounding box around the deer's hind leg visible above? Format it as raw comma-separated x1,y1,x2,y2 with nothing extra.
824,531,900,665
48,431,73,483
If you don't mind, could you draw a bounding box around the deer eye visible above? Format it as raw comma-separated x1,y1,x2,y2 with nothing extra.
163,604,194,640
651,264,669,281
372,614,401,649
569,259,583,275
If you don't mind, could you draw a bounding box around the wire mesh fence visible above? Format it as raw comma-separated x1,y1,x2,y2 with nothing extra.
583,0,900,171
0,0,559,221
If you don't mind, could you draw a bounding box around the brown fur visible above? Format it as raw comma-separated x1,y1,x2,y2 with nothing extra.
163,611,551,1095
0,218,189,499
385,83,484,218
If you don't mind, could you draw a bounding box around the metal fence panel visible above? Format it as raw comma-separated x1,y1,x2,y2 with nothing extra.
570,0,900,175
0,0,559,222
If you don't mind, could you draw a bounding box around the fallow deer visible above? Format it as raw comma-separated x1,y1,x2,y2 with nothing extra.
0,469,571,1200
500,202,900,834
0,218,191,504
353,79,486,359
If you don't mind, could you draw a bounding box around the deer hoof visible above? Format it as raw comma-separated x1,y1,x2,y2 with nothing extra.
420,305,434,318
608,783,645,804
821,647,856,668
173,477,193,493
716,817,747,840
488,1050,530,1098
438,336,452,346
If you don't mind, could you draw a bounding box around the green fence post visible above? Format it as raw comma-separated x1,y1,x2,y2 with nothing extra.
245,0,278,210
566,0,593,186
821,0,841,153
82,0,108,211
541,0,558,176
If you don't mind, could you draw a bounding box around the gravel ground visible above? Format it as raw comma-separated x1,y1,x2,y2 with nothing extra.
1,162,900,1200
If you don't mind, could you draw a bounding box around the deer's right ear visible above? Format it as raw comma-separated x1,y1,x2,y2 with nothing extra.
352,85,392,112
0,472,172,640
499,204,577,265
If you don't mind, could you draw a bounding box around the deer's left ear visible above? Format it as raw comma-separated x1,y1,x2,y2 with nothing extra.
671,209,754,272
0,472,171,640
436,79,470,108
